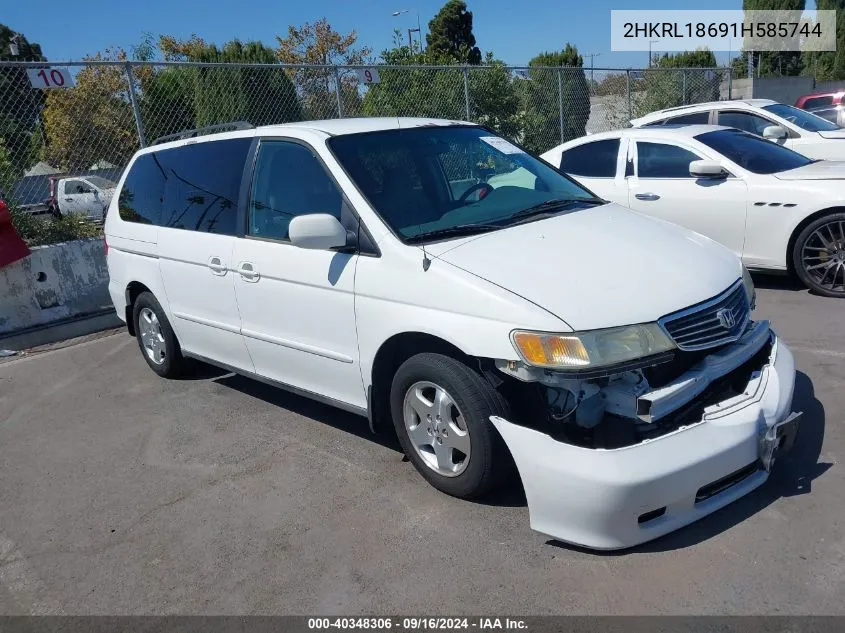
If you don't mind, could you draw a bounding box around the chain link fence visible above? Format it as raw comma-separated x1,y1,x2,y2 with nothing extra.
0,60,731,222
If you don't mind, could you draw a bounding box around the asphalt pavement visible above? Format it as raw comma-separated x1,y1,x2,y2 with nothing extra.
0,275,842,615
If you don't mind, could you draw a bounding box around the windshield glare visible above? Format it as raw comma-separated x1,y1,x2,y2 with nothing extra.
763,103,840,132
696,129,813,174
328,126,598,242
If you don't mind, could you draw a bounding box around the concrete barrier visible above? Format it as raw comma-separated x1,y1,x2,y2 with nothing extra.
0,238,114,336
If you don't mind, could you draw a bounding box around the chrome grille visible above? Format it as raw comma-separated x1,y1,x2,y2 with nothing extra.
659,281,749,351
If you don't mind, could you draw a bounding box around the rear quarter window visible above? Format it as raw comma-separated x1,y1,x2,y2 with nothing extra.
559,139,620,177
118,153,166,225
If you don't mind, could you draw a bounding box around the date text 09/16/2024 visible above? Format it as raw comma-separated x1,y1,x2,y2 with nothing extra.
307,618,528,630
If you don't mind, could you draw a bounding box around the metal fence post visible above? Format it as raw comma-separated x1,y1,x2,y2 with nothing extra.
557,68,565,144
626,69,632,121
727,66,733,100
334,66,344,118
682,70,687,105
125,62,146,147
462,66,470,120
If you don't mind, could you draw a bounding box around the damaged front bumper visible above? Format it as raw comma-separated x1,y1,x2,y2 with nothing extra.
491,327,799,550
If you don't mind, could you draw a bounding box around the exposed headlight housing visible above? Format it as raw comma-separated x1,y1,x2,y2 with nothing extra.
511,323,676,371
742,265,756,310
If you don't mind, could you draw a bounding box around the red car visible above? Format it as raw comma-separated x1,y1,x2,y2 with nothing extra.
794,91,845,126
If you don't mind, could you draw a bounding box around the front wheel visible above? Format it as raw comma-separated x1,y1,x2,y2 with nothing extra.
793,212,845,298
390,353,511,499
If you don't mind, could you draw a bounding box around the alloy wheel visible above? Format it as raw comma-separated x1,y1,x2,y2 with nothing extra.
402,381,471,477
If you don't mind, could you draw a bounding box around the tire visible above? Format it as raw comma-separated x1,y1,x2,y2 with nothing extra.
390,352,511,499
792,212,845,298
132,291,185,377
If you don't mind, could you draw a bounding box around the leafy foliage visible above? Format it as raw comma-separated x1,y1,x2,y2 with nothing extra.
9,207,101,247
276,19,370,119
521,45,589,154
41,49,138,173
733,0,805,77
635,49,721,118
426,0,482,64
0,25,46,179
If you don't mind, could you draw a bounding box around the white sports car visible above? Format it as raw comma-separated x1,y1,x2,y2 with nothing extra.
539,125,845,298
631,99,845,161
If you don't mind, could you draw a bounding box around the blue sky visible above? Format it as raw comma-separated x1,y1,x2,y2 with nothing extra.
3,0,816,68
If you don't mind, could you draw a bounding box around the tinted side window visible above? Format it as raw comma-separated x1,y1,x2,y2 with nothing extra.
158,138,251,235
249,141,343,241
118,153,166,225
716,111,772,136
637,142,701,178
666,112,710,125
559,139,620,177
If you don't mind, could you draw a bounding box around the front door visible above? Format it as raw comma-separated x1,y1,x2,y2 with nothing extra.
60,179,95,216
232,139,364,409
627,140,748,257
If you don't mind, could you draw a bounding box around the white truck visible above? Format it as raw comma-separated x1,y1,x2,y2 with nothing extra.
50,175,117,221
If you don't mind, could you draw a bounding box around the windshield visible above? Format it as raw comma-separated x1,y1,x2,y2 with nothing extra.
696,129,813,174
763,103,840,132
85,175,116,188
328,126,600,242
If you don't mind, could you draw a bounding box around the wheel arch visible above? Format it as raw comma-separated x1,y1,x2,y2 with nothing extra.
786,206,845,274
124,281,152,336
368,331,472,434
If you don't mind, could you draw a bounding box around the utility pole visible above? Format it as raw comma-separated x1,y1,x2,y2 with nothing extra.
648,40,658,67
583,53,601,85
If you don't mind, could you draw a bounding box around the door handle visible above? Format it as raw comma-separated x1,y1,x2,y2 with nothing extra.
635,192,660,201
207,256,227,276
65,197,73,202
238,261,260,282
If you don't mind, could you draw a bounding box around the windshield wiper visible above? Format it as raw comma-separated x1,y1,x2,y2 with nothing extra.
405,223,502,243
506,197,605,224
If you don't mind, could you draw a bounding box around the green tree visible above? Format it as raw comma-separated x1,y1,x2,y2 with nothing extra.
148,37,303,135
734,0,805,77
275,19,370,119
426,0,481,64
41,48,138,172
638,49,721,114
803,0,845,80
521,45,590,154
0,25,46,181
361,37,520,140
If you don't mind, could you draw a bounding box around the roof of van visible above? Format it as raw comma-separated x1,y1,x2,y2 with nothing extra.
258,117,477,135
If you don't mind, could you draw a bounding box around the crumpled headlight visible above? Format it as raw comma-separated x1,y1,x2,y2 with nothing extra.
742,265,756,310
512,323,676,370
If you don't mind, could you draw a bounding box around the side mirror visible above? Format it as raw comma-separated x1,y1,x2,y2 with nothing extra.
289,213,349,250
689,160,727,179
762,125,787,140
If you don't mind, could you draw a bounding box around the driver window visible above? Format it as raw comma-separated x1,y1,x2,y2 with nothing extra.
717,111,775,137
636,142,702,178
249,141,342,241
65,180,91,194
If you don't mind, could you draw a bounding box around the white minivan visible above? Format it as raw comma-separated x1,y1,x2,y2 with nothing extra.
105,118,800,549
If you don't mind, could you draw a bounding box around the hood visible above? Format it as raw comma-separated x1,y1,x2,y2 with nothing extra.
430,204,741,331
817,129,845,139
774,160,845,180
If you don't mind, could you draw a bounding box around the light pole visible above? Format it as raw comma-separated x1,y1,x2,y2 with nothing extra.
648,40,659,67
392,9,423,51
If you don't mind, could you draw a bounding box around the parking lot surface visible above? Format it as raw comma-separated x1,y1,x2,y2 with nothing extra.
0,276,842,615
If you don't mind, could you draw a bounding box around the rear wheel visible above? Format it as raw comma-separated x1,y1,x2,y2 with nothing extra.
793,212,845,298
132,292,185,377
390,353,511,499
